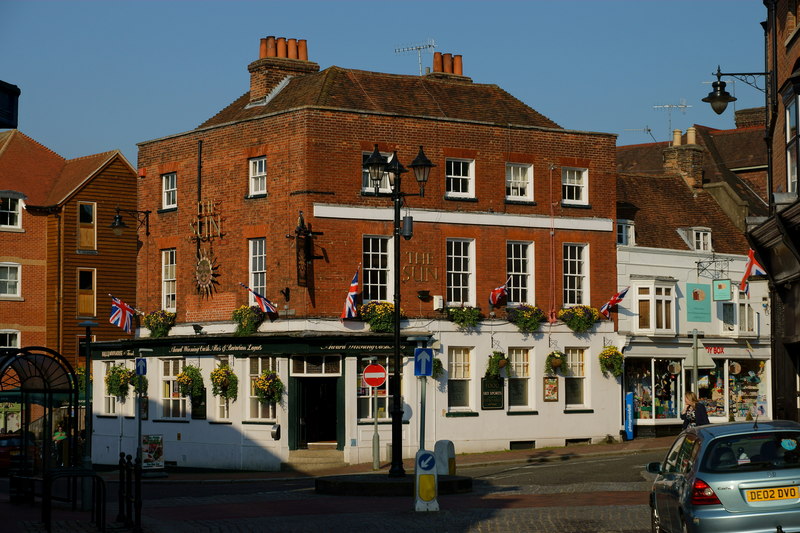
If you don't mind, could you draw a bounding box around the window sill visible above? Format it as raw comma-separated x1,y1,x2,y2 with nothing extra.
504,199,536,206
445,411,479,417
152,418,190,423
76,250,98,255
209,421,233,425
0,296,24,302
245,193,267,200
357,420,393,425
563,408,594,414
560,202,592,209
507,410,538,416
242,420,276,425
0,227,24,233
444,196,478,203
96,414,118,419
157,207,177,214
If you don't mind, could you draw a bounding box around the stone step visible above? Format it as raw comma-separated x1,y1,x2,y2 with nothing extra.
284,448,347,473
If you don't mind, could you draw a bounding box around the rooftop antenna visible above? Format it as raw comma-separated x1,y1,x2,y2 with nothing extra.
395,39,436,75
623,126,657,143
653,99,692,140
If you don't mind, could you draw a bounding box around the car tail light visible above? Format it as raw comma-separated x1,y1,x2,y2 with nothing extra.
691,478,721,505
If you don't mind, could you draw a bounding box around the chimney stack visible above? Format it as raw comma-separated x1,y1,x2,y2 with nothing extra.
663,130,705,189
427,51,471,82
248,36,320,103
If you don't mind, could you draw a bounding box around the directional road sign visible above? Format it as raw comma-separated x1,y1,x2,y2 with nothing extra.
363,363,387,388
417,451,436,472
135,358,147,376
414,348,434,377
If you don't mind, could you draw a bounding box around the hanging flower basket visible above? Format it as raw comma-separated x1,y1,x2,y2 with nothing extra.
598,346,624,378
132,375,148,395
545,350,564,375
506,305,546,334
177,365,204,397
105,365,134,401
253,370,284,404
75,364,91,395
359,301,404,333
432,357,444,379
445,305,482,330
232,305,266,336
485,350,508,378
557,305,601,333
143,310,176,338
210,362,239,401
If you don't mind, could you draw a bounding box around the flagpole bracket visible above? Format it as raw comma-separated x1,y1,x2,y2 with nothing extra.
695,253,731,280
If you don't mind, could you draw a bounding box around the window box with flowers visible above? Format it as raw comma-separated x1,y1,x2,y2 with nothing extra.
506,305,546,334
360,301,404,333
545,350,564,375
177,365,204,397
253,370,284,405
485,350,508,378
557,305,601,333
445,305,482,330
210,362,239,401
232,305,266,336
598,346,624,378
143,310,176,338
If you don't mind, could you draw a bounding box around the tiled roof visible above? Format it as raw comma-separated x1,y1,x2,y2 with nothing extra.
618,173,749,253
199,66,562,130
0,129,123,206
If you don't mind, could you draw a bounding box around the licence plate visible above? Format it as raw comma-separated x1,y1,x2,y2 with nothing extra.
746,486,799,502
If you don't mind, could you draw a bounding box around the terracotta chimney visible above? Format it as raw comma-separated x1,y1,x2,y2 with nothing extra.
453,55,463,76
259,38,268,59
433,52,443,73
443,53,453,74
276,37,287,58
249,37,320,103
298,39,308,61
287,38,298,59
266,36,276,58
672,129,682,147
686,127,696,145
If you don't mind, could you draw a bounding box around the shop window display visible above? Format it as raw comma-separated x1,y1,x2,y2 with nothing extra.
729,359,767,420
688,363,726,418
625,359,681,420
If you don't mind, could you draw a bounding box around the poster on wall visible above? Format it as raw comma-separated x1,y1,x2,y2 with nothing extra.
712,279,732,301
686,283,711,322
543,377,558,402
141,434,164,471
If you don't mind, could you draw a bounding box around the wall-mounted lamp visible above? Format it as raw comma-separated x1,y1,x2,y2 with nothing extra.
417,290,431,301
110,207,152,236
192,324,205,335
280,287,291,302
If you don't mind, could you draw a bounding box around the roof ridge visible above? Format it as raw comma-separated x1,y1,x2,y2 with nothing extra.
12,130,66,161
65,149,118,163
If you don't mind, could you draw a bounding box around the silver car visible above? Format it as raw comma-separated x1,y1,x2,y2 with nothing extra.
647,420,800,533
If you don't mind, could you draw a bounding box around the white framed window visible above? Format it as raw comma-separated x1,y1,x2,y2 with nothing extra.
564,347,586,407
507,242,532,305
291,355,342,376
363,236,390,302
162,172,177,209
692,228,712,251
634,282,676,335
362,151,393,193
102,360,134,416
0,330,19,348
507,347,532,409
249,238,266,304
563,244,587,305
446,239,474,305
445,158,474,198
249,356,278,420
505,163,533,201
215,356,232,420
721,289,757,336
77,268,96,317
562,167,588,205
77,202,96,250
161,249,176,312
0,196,21,229
161,358,186,418
447,347,472,410
357,355,394,420
249,156,267,196
617,220,635,246
0,263,20,297
786,95,799,194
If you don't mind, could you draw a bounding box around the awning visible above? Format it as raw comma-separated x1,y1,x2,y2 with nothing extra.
623,340,768,369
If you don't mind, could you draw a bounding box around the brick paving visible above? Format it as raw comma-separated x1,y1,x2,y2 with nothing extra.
2,436,673,533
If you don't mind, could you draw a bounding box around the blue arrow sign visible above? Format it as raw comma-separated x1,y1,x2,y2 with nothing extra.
414,348,434,377
135,358,147,376
417,451,435,471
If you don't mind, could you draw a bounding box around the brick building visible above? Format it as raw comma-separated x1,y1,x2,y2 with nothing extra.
91,37,622,471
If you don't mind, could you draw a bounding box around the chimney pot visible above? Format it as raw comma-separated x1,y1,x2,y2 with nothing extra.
443,53,453,74
453,54,463,76
433,52,442,73
287,38,298,59
266,36,276,58
672,129,682,147
686,127,696,145
298,39,308,61
277,37,287,58
259,38,267,59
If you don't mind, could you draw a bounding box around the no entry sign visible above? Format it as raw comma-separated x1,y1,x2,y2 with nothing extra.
363,363,387,388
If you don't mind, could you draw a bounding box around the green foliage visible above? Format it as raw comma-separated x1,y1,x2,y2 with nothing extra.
432,357,444,379
143,310,176,338
485,350,508,378
598,346,624,378
177,365,204,397
211,362,239,401
132,375,148,395
557,305,601,333
253,371,284,404
232,305,266,336
507,305,546,334
75,364,91,395
360,301,403,333
445,305,482,329
105,365,133,401
545,350,564,375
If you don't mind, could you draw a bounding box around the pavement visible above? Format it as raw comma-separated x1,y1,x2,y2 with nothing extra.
0,435,675,533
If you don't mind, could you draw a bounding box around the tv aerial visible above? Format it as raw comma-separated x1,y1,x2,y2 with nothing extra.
395,39,436,75
653,99,692,139
623,126,657,143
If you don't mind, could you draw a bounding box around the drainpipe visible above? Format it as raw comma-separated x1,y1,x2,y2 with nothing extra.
197,140,203,203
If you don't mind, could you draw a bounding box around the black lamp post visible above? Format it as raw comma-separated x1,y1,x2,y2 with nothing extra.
110,207,151,236
364,144,434,477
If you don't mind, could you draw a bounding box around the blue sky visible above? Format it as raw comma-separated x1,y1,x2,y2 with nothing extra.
2,1,767,165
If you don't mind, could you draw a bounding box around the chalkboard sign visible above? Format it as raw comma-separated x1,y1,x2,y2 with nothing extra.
481,377,504,410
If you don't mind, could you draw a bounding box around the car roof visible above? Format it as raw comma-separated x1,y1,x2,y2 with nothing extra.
690,420,800,440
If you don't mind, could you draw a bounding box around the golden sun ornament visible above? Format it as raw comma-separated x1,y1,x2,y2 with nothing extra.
195,250,220,297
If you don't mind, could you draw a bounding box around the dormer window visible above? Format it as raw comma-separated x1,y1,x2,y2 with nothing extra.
616,220,635,246
692,229,712,251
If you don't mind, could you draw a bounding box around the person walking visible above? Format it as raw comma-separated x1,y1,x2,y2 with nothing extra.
52,424,67,466
681,392,710,429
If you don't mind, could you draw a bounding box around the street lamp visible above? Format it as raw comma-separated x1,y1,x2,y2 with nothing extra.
110,207,151,236
363,144,435,477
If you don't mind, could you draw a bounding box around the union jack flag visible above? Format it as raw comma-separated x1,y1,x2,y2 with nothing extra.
489,284,507,307
109,296,135,334
341,269,359,320
739,249,767,293
599,286,629,319
239,283,277,314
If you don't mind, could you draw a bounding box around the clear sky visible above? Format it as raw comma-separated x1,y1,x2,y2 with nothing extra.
2,0,768,165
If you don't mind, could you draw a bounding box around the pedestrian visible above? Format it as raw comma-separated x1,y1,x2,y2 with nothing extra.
52,424,67,466
681,392,710,429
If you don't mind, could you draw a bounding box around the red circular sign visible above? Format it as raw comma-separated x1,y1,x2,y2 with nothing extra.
363,363,387,388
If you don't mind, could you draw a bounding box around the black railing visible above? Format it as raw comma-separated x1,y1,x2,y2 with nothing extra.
117,452,142,532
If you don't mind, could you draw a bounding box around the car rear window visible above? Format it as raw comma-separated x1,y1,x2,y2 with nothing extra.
702,431,800,473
